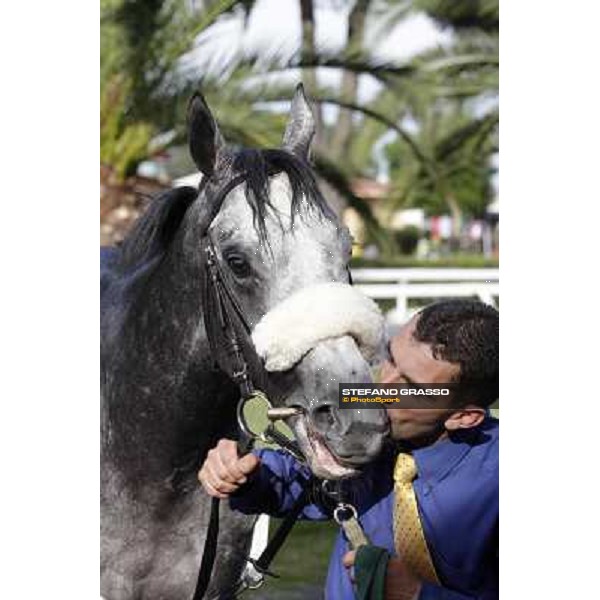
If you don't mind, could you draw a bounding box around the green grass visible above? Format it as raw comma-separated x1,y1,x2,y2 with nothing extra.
265,520,339,588
244,520,338,599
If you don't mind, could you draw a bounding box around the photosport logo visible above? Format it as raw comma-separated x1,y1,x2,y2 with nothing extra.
337,383,484,409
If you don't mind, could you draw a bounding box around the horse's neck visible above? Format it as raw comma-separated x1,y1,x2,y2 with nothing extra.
102,245,238,490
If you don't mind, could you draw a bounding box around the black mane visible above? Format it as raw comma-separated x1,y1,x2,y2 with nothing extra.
116,186,198,274
114,148,334,273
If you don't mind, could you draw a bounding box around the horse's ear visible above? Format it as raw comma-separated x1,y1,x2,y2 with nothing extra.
282,83,316,160
187,92,225,176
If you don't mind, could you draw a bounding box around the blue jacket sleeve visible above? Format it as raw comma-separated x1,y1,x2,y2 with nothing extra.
229,449,329,520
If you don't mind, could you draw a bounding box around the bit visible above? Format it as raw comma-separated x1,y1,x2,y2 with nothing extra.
266,407,302,420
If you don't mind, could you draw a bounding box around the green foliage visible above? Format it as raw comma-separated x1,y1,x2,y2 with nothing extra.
100,75,154,180
100,0,252,179
100,0,500,240
351,254,498,269
394,225,421,255
385,108,497,217
415,0,499,33
379,0,498,222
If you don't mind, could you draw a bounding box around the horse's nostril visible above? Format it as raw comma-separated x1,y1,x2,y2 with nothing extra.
311,404,336,431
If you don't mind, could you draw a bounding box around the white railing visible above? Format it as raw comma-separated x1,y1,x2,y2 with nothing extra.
351,268,499,323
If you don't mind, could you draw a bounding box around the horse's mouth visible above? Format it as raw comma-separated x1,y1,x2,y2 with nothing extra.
290,413,359,480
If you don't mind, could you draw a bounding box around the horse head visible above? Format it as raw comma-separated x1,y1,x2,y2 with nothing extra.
184,85,389,479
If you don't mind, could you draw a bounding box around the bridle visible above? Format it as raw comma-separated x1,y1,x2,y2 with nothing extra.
200,233,269,398
191,176,365,599
192,178,313,599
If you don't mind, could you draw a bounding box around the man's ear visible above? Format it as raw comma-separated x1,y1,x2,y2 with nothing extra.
444,406,486,431
187,92,225,176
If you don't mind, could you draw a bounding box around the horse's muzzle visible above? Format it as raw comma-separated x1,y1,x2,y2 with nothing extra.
281,336,390,479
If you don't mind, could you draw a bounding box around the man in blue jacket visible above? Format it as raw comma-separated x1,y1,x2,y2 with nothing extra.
199,299,499,599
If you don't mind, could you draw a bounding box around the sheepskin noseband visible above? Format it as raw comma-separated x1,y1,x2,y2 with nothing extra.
251,282,384,372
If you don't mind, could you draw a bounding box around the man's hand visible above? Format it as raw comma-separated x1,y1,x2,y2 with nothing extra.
342,550,422,600
198,439,260,499
342,550,358,584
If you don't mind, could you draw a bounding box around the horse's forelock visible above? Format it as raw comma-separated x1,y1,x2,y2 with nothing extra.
228,148,335,243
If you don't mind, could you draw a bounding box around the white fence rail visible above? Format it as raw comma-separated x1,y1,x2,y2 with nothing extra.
351,268,499,324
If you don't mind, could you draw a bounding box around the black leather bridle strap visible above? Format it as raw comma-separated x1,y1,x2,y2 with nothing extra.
193,234,270,600
200,235,270,395
192,220,316,599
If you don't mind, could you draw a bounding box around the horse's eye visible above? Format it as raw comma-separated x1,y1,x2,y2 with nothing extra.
225,254,251,278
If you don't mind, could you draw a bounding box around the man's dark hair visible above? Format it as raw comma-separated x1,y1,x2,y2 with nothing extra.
413,299,499,407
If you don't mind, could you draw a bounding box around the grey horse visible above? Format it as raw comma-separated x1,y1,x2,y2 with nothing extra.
101,85,389,599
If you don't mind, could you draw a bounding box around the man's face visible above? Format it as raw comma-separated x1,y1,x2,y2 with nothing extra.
380,315,462,444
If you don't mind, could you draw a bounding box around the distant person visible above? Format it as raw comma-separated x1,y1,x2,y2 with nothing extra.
416,234,430,259
199,299,499,599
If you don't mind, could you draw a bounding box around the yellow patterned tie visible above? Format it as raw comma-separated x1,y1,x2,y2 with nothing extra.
393,453,440,584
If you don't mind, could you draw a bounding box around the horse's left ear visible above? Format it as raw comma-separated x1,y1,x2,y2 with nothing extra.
282,83,316,160
187,92,225,176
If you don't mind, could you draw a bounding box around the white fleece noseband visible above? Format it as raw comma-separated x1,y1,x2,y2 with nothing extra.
251,282,384,372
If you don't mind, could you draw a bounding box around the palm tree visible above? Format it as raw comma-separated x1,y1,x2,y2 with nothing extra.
101,0,255,180
379,0,498,237
101,0,499,251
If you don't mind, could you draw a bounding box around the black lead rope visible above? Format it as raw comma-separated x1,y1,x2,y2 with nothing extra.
193,496,221,600
245,481,311,578
192,433,257,600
